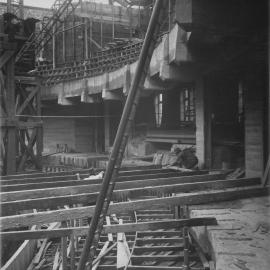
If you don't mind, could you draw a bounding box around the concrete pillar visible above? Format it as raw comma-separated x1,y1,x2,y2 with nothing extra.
195,76,205,168
245,74,264,178
104,101,110,152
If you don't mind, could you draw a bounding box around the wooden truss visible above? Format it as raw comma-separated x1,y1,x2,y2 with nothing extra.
0,40,43,175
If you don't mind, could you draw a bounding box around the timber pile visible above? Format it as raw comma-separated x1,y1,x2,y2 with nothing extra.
0,165,268,270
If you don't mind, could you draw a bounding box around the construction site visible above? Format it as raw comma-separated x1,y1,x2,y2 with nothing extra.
0,0,269,269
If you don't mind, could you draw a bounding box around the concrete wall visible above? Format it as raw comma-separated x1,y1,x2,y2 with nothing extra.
42,104,96,154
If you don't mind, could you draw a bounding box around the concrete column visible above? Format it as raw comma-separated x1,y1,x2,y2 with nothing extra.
245,74,264,178
195,76,205,168
104,101,110,152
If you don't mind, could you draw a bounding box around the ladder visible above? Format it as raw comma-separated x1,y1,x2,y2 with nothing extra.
77,1,167,269
15,0,79,63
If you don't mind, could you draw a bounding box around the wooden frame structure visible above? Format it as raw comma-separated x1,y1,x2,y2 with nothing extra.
0,37,43,175
1,166,268,270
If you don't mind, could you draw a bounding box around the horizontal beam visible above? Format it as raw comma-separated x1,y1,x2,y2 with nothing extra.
1,171,218,192
1,173,224,202
1,186,268,230
1,178,261,215
1,165,162,180
0,218,217,241
0,169,178,185
1,165,162,181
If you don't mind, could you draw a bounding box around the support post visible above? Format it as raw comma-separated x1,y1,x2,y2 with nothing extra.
62,22,66,63
52,25,56,69
6,50,16,174
84,18,88,59
195,76,205,169
104,101,110,152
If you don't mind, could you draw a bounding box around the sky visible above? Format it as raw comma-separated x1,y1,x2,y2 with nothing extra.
0,0,109,9
23,0,108,8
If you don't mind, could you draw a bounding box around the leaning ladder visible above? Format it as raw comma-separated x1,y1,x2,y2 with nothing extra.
77,1,167,269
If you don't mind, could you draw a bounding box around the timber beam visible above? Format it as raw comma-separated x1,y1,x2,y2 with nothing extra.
1,186,268,230
1,172,224,192
0,218,217,241
1,178,261,215
1,172,213,202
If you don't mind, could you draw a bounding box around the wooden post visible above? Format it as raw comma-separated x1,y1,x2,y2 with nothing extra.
52,25,56,69
104,101,110,152
6,50,16,174
70,233,75,270
62,22,66,63
195,77,206,169
84,18,88,59
267,1,270,184
100,17,103,49
112,5,115,39
72,17,76,61
36,80,43,170
90,19,93,57
61,223,67,270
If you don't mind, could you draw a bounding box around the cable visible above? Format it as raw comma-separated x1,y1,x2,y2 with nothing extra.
1,114,121,118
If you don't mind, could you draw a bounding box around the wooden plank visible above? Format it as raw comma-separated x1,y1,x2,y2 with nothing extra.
1,177,260,215
1,186,268,230
0,170,180,185
117,219,131,269
130,255,198,263
0,218,217,241
106,216,114,242
0,168,173,185
0,168,94,180
92,241,113,270
60,235,67,270
1,210,37,270
3,173,222,202
52,248,60,270
1,172,224,192
133,246,184,254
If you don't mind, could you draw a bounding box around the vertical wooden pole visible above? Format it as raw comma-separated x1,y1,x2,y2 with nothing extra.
36,80,43,170
70,233,75,270
89,19,93,57
268,0,270,186
73,17,76,61
104,101,110,152
61,222,67,270
84,18,88,59
195,77,206,169
112,5,115,40
62,22,66,63
182,205,189,270
52,25,56,69
6,51,16,174
100,18,103,49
